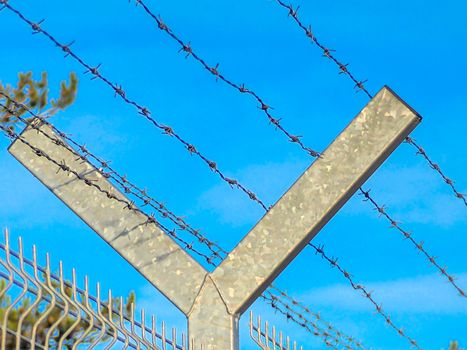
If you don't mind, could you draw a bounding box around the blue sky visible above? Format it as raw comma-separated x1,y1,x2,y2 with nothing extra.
1,0,466,348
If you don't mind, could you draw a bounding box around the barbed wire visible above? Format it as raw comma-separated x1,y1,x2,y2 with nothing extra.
0,92,227,265
130,0,320,158
308,243,422,350
268,285,367,349
272,0,466,207
358,187,466,297
0,0,268,211
273,0,372,99
0,123,221,267
0,2,445,346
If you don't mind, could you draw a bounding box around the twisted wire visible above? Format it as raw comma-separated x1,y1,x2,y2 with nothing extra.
273,0,372,98
272,0,466,207
268,285,367,349
130,0,320,158
0,1,268,211
0,93,227,264
309,243,422,350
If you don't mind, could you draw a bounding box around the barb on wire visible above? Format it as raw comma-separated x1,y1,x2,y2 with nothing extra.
268,285,367,349
308,243,422,350
1,1,268,211
130,0,321,158
0,92,227,265
272,0,466,207
358,187,466,297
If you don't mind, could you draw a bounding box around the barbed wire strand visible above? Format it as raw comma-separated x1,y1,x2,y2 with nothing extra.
0,95,228,265
131,0,320,158
308,243,422,350
268,285,367,350
0,94,367,348
0,0,268,211
272,0,466,207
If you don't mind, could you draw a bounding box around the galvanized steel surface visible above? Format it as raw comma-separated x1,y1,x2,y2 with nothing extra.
211,86,421,315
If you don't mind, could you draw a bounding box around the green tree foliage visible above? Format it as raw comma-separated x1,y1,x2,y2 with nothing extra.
0,72,78,130
0,278,135,349
448,341,464,350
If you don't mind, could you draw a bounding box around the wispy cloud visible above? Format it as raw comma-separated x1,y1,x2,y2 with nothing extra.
298,272,467,315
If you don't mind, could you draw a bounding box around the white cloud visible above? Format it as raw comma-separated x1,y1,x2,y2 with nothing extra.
299,272,467,315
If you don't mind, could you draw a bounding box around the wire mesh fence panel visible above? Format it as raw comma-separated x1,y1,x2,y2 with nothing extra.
249,312,303,350
0,230,192,350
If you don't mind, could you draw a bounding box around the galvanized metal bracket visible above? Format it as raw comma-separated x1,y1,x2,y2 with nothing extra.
9,86,421,349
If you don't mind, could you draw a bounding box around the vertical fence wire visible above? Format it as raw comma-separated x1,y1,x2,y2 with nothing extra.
249,311,304,350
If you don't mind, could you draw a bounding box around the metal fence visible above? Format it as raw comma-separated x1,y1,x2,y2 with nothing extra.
249,312,303,350
0,230,193,350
